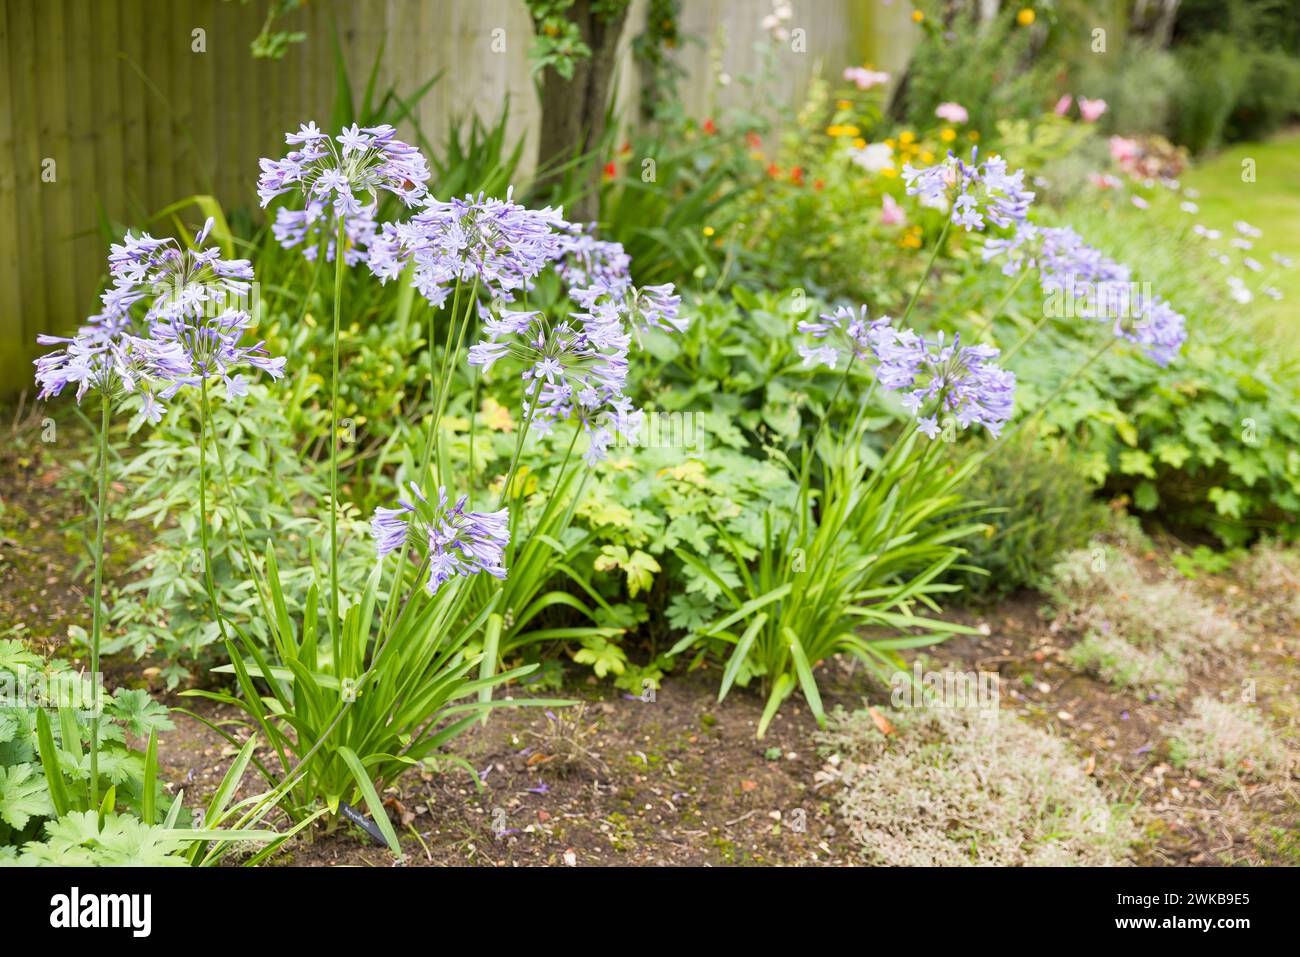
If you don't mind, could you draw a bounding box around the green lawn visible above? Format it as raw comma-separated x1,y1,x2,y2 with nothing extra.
1171,132,1300,328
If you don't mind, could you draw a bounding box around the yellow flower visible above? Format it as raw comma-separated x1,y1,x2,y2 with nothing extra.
920,150,935,163
899,130,915,145
836,99,852,110
1017,8,1035,26
967,130,980,141
884,138,897,149
826,124,860,137
852,137,867,149
912,9,924,23
880,166,898,178
480,396,514,432
940,127,956,142
703,225,715,237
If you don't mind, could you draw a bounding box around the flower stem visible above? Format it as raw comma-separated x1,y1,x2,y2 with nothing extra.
970,266,1032,342
196,381,232,651
87,391,110,808
328,216,346,664
200,380,273,630
900,216,953,326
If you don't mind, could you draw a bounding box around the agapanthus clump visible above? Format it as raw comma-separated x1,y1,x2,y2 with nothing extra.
257,122,430,213
273,199,378,266
903,149,1034,232
367,188,568,305
372,482,509,594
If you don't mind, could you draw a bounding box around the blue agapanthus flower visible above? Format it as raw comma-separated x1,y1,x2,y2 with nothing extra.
273,198,379,266
34,324,188,423
552,225,633,300
467,299,641,463
893,333,1017,438
371,482,509,594
368,188,568,305
797,304,887,368
983,222,1188,366
258,122,430,213
903,149,1034,232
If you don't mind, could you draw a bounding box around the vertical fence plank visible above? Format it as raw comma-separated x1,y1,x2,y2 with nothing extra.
0,3,25,389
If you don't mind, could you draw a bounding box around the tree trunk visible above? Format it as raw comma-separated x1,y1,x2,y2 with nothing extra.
535,0,630,224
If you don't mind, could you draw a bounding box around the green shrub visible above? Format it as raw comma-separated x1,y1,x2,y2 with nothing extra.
1226,46,1300,142
945,430,1111,601
1170,37,1252,154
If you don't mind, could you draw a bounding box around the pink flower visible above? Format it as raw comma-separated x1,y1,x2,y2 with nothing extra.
1130,195,1149,209
1089,172,1120,190
1054,94,1073,117
1109,135,1139,165
1078,97,1107,122
881,194,905,226
935,102,969,124
843,66,890,90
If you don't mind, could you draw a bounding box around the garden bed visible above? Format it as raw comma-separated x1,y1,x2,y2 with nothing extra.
6,434,1294,866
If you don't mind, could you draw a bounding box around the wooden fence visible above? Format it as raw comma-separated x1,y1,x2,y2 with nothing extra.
0,0,913,397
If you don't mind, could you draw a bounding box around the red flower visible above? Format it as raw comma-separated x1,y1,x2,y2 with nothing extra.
813,178,825,191
746,131,762,150
703,118,717,135
766,163,781,178
619,141,632,156
603,161,617,180
790,166,805,185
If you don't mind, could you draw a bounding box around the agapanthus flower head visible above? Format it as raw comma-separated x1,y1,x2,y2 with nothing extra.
571,281,685,336
273,199,378,266
552,224,632,300
878,331,1016,438
33,324,187,423
148,307,286,397
371,481,509,594
903,149,1034,232
1108,289,1187,367
367,187,568,304
467,300,639,463
797,304,888,368
98,218,255,330
258,122,429,213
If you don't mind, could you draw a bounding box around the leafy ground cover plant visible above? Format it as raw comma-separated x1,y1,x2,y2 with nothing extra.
1167,695,1293,786
1043,544,1241,694
816,704,1135,866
